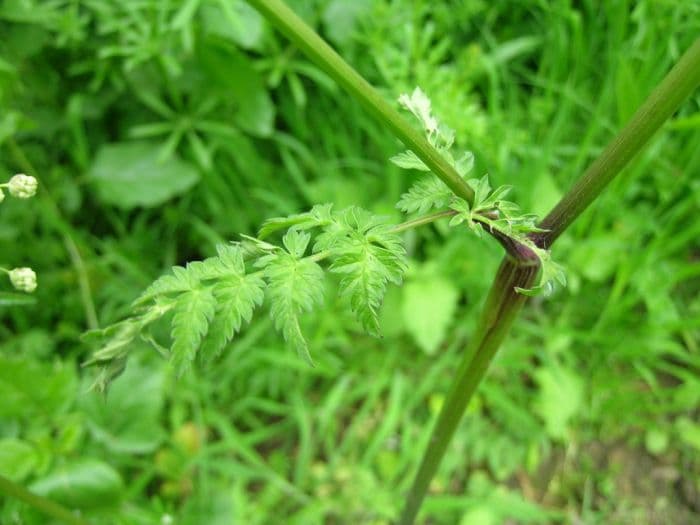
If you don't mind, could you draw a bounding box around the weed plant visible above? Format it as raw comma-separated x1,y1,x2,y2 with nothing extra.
1,1,700,524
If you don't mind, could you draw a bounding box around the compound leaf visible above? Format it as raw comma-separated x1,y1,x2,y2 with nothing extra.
264,253,325,363
170,288,217,375
200,272,265,362
397,176,453,214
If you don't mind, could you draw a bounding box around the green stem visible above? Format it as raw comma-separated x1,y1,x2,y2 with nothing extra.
389,209,458,233
245,0,475,206
398,259,538,525
400,37,700,524
0,474,91,525
536,37,700,246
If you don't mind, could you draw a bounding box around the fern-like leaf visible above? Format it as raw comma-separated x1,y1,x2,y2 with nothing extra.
397,176,454,214
330,209,407,335
199,273,265,363
170,288,216,375
261,231,325,363
134,265,196,306
258,203,334,239
390,150,430,171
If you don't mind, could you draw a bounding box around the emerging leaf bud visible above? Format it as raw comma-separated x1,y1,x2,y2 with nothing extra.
9,267,37,293
8,173,38,198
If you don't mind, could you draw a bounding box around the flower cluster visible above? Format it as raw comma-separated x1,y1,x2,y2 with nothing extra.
0,173,38,202
1,173,39,293
8,267,37,293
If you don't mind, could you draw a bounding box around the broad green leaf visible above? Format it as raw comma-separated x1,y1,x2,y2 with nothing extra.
534,363,583,440
645,428,669,455
530,172,562,218
459,507,497,525
0,438,38,481
80,363,166,454
402,276,459,354
181,490,235,525
201,1,264,50
676,417,700,451
89,141,199,209
0,356,76,420
29,459,123,510
199,40,274,136
322,0,372,46
568,236,622,283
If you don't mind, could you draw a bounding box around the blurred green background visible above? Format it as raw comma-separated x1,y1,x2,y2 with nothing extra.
1,0,700,523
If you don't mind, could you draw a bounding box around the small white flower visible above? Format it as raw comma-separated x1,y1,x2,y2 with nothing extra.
8,173,38,199
398,87,437,133
9,267,37,293
0,188,4,203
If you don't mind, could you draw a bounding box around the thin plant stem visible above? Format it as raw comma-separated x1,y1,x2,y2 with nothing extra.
245,0,475,206
0,474,91,525
535,37,700,246
388,209,458,233
398,259,538,525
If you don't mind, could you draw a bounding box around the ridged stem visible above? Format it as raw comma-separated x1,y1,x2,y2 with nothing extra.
535,37,700,246
398,259,538,524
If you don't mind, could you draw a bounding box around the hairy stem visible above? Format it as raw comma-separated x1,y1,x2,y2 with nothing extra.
398,259,538,525
245,0,475,206
0,474,91,525
535,37,700,246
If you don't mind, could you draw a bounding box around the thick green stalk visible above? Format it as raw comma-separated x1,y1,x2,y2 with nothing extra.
399,37,700,524
0,474,91,525
536,37,700,246
398,259,538,525
245,0,475,206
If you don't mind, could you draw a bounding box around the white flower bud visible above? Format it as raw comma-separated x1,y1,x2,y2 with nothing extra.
8,173,38,199
0,188,4,203
9,267,37,293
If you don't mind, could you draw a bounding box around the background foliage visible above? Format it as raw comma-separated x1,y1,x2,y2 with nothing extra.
1,0,700,523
